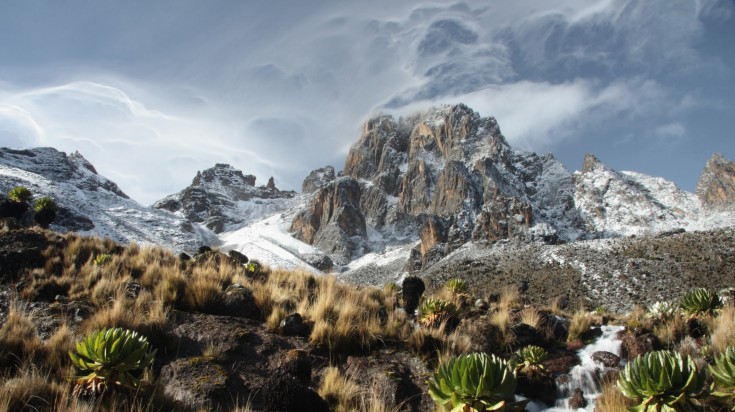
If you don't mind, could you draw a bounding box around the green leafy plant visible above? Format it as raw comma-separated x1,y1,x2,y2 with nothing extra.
513,345,548,376
245,260,262,275
680,288,722,317
93,254,112,266
419,298,457,328
68,327,156,396
33,196,58,228
709,346,735,408
7,186,32,203
617,350,706,412
427,352,526,411
445,278,468,295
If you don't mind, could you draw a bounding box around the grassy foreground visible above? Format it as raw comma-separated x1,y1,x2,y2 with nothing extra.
0,228,733,411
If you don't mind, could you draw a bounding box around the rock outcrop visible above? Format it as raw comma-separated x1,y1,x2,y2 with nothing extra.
302,104,572,268
155,164,296,233
0,147,202,251
301,166,335,194
697,153,735,209
290,177,367,265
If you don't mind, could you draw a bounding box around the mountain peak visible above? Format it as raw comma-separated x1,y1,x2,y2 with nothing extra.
696,152,735,209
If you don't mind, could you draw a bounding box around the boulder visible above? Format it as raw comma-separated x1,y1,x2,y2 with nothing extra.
0,229,50,282
159,357,230,410
223,284,260,319
621,332,661,360
568,388,587,409
591,351,621,368
697,153,735,209
261,372,329,412
280,313,309,337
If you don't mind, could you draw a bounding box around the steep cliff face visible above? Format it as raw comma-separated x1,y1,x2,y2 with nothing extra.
305,104,576,266
154,164,295,233
290,177,367,265
697,153,735,210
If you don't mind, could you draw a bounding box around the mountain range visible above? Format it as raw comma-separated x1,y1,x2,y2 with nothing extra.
1,104,734,309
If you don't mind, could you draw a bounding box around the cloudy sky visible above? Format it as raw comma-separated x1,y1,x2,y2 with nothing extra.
1,1,733,204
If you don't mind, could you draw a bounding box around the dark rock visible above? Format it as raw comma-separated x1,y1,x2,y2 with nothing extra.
280,313,308,337
568,388,587,409
0,229,49,282
159,356,230,410
591,351,621,368
261,372,329,412
510,323,545,349
223,284,260,319
267,176,276,190
123,281,142,299
401,276,425,317
543,349,580,375
686,317,708,339
179,252,191,261
517,374,556,406
621,332,661,361
33,207,56,229
54,207,95,231
279,349,311,386
303,253,334,272
227,250,248,266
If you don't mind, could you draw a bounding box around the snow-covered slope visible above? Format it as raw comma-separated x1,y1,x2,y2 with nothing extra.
0,147,212,251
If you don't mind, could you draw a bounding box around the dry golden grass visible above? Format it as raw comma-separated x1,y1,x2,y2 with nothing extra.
317,366,361,412
0,367,65,411
653,313,687,349
567,308,592,342
519,307,543,330
42,323,75,372
0,305,42,368
710,304,735,353
595,380,629,412
498,285,520,311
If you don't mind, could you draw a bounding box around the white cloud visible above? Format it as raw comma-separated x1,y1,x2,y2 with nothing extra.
654,122,686,140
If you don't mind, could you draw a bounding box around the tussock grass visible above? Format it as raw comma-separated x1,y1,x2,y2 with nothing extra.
0,305,42,369
654,312,687,349
710,304,735,353
595,380,629,412
317,366,361,412
567,308,592,342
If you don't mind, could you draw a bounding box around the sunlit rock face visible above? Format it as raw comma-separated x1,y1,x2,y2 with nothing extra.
697,153,735,210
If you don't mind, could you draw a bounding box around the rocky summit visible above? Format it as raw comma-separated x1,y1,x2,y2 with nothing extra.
154,163,296,233
293,104,735,273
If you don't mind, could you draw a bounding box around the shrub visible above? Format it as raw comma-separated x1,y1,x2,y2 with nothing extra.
419,298,457,328
33,196,58,228
7,186,32,203
445,278,468,295
427,352,526,411
709,346,735,406
617,350,706,411
680,288,722,317
93,254,113,266
513,345,548,376
69,327,156,396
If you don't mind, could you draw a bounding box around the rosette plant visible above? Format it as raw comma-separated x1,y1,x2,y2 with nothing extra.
69,327,156,396
419,298,457,327
445,278,469,295
8,186,32,203
617,350,706,412
428,352,526,411
680,288,722,317
33,196,58,228
709,346,735,408
513,345,548,376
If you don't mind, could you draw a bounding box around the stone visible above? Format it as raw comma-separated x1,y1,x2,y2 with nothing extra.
261,372,329,412
621,332,661,361
279,349,311,386
517,374,556,406
591,351,621,368
280,313,308,337
568,388,587,409
0,229,49,282
159,357,230,410
227,249,248,266
223,284,260,319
